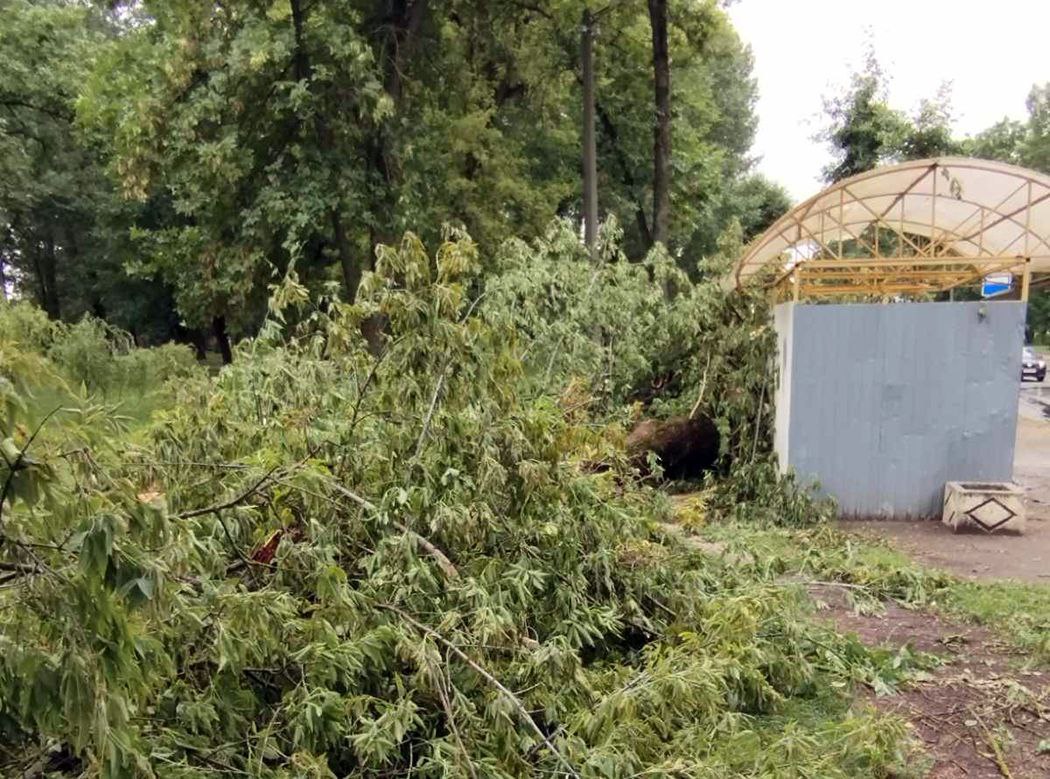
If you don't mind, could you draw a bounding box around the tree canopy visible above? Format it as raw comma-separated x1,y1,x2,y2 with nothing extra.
0,0,790,352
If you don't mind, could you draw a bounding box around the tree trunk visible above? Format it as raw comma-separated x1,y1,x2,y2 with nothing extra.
40,233,61,319
383,0,430,103
332,211,361,301
289,0,310,82
213,315,233,364
0,228,11,301
626,414,720,481
175,324,208,361
366,0,430,255
647,0,671,248
581,9,599,259
595,101,652,250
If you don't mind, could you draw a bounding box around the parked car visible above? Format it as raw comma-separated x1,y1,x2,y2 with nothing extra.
1022,346,1046,382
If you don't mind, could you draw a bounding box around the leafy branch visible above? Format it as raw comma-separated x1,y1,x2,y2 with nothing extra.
380,603,580,778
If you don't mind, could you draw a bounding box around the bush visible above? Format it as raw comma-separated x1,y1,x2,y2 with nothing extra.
46,316,131,391
47,317,199,395
0,299,58,355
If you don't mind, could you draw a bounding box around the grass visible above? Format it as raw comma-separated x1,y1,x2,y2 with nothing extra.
694,517,1050,662
948,580,1050,658
20,375,174,439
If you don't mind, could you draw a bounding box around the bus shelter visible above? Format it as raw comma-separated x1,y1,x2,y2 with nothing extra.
735,158,1050,518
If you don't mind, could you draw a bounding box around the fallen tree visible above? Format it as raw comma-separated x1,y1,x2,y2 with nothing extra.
0,234,900,777
626,414,720,480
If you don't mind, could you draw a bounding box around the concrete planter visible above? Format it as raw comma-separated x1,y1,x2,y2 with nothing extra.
942,481,1025,534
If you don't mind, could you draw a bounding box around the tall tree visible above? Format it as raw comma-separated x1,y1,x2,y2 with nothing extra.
964,82,1050,340
822,57,961,183
0,0,182,341
0,0,99,320
820,54,909,182
592,0,760,260
647,0,671,247
48,0,768,339
84,0,391,336
581,7,599,256
899,88,962,160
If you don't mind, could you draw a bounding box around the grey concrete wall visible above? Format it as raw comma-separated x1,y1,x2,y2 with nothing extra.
772,304,795,464
774,301,1025,518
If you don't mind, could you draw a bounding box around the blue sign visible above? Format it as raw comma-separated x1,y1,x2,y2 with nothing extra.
982,272,1013,298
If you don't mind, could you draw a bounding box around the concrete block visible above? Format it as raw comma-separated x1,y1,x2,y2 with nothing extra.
942,481,1025,534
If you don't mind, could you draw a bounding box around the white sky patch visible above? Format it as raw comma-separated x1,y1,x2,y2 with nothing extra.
727,0,1050,202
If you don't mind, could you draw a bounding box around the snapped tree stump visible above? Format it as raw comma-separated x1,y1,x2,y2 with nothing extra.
626,414,720,480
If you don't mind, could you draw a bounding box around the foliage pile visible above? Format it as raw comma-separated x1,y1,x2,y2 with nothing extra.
486,220,830,524
0,233,913,777
488,222,770,451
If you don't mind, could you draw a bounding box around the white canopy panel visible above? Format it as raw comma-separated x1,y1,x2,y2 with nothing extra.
735,157,1050,289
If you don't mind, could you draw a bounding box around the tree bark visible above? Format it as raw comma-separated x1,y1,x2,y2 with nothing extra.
627,414,720,481
580,9,599,259
366,0,430,251
213,315,233,364
332,210,361,300
647,0,671,248
289,0,310,82
382,0,430,102
40,232,61,319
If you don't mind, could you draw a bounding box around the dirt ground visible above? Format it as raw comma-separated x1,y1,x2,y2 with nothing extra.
821,381,1050,776
812,583,1050,778
840,383,1050,582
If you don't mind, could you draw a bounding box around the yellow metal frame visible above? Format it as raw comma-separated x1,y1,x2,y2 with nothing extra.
774,256,1033,303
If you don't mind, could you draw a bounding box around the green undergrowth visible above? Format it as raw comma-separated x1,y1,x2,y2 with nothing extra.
696,519,1050,662
0,300,200,432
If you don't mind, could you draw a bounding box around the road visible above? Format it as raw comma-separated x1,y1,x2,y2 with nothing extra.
1018,379,1050,513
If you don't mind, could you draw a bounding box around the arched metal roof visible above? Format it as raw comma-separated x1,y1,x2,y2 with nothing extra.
735,157,1050,299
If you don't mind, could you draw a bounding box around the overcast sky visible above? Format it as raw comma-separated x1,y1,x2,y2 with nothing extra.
727,0,1050,202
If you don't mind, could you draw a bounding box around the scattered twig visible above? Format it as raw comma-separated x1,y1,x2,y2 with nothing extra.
380,604,579,778
972,709,1013,778
414,357,450,462
411,294,486,463
688,354,712,420
347,335,405,439
126,460,249,470
175,460,288,520
749,374,768,464
327,482,458,579
431,656,478,779
214,508,275,574
174,444,321,522
0,560,38,575
802,580,872,591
